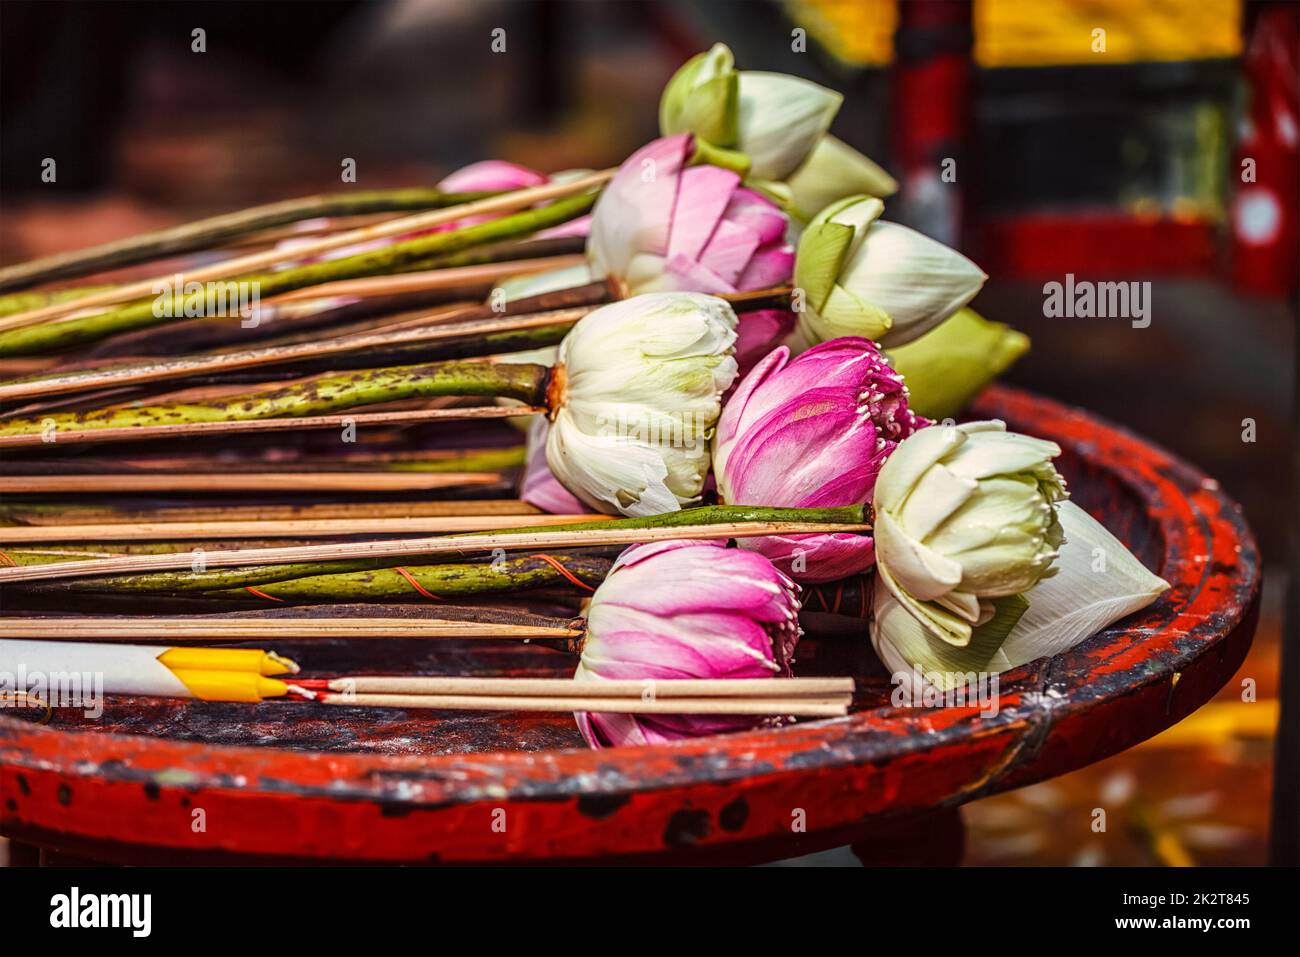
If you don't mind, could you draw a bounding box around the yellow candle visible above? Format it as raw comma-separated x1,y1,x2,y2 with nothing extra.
169,669,289,702
159,647,297,676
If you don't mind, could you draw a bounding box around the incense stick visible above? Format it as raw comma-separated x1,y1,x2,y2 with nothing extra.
0,473,512,496
317,693,849,716
0,404,543,449
0,617,581,640
0,513,608,542
328,676,855,697
0,510,870,583
0,499,541,526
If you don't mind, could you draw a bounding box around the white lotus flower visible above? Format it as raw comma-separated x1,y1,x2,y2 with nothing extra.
997,501,1169,667
734,71,842,181
792,195,987,350
546,292,738,516
871,420,1067,650
871,501,1169,691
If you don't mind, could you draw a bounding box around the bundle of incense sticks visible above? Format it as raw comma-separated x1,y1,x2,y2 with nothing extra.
297,676,855,717
0,637,855,716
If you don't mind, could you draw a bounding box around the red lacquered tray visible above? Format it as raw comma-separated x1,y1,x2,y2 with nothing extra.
0,386,1260,864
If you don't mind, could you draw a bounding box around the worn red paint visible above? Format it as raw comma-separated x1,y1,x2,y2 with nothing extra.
0,387,1260,864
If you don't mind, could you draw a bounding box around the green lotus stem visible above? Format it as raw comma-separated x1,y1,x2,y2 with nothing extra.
0,505,869,588
0,190,598,356
0,542,388,591
0,285,117,318
449,504,869,543
6,559,389,593
363,322,576,368
202,551,613,603
0,360,550,437
387,447,525,472
385,234,585,276
0,188,502,293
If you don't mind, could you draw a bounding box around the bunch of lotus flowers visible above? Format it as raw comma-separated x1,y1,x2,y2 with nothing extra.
527,288,1165,718
0,44,1171,752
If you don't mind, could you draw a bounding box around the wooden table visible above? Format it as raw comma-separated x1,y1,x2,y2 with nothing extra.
0,386,1260,864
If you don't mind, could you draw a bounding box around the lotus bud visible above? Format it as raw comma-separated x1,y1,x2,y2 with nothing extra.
792,195,987,350
546,291,738,516
871,420,1068,655
784,135,899,220
887,308,1030,419
437,161,593,238
659,43,739,153
871,501,1168,694
573,540,802,748
438,159,548,193
586,133,796,370
712,338,925,582
660,43,848,183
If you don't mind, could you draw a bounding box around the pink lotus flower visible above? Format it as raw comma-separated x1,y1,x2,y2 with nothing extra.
573,540,802,748
712,337,927,583
275,159,586,266
587,134,796,372
434,160,590,237
438,159,547,193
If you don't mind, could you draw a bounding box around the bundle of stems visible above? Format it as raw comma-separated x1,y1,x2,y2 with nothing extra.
4,548,867,620
0,497,540,528
0,510,606,542
4,552,612,606
0,175,606,355
0,296,598,406
0,504,869,585
44,235,585,361
0,186,509,292
0,284,788,412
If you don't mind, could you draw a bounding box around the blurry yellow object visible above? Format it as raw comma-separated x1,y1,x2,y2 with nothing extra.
974,0,1241,68
785,0,896,67
1138,700,1279,749
1151,829,1196,867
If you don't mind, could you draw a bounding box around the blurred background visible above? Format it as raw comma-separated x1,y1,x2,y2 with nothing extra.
0,0,1295,866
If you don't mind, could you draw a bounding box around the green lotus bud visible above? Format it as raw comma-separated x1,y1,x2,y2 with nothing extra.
785,135,899,220
887,309,1030,419
659,43,739,148
659,43,847,183
792,195,986,349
